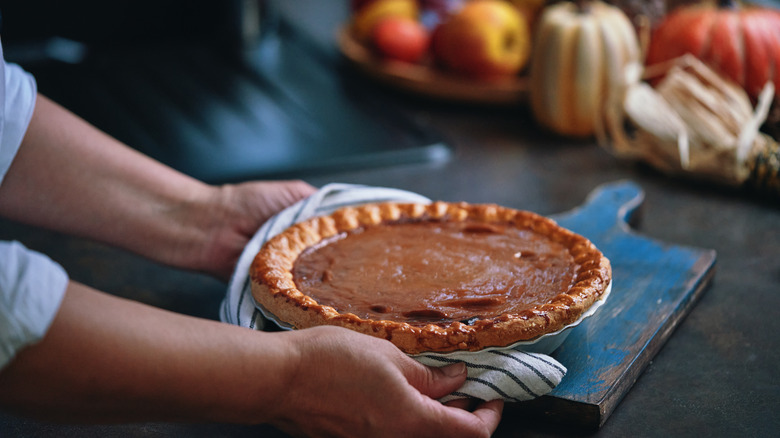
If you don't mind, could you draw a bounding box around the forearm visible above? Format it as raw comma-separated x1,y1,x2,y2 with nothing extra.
0,281,296,424
0,281,504,436
0,94,214,267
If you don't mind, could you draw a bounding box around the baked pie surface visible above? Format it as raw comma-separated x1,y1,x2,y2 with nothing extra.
250,201,611,354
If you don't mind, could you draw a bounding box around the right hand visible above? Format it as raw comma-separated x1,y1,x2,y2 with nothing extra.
272,326,503,438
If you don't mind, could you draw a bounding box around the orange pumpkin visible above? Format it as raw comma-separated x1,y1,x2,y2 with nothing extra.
645,0,780,102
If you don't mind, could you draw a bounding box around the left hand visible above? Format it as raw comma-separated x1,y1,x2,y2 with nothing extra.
182,180,316,281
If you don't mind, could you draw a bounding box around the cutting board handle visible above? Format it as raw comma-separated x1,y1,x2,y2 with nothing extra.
551,180,645,240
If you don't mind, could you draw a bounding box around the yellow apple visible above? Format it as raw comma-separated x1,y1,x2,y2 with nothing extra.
352,0,419,42
432,0,531,79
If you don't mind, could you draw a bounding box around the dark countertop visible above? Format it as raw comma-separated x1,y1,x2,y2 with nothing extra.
2,1,779,437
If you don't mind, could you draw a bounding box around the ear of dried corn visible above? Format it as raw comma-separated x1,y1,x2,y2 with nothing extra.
748,135,780,197
601,54,779,198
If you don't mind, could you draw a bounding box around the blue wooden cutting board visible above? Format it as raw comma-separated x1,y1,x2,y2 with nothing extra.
513,180,717,429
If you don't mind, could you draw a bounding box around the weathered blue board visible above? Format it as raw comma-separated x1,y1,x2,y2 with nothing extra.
514,180,717,428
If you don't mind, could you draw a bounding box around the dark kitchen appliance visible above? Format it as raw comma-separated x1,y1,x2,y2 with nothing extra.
0,0,450,183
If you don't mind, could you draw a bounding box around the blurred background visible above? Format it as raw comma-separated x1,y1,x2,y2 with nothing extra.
0,0,777,185
0,0,451,183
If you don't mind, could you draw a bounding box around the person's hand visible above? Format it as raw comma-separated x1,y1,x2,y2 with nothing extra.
174,180,316,280
272,326,503,438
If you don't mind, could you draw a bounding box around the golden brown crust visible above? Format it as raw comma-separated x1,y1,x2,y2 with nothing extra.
250,201,611,354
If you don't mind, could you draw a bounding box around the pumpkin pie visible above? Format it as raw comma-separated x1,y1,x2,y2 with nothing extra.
250,201,611,354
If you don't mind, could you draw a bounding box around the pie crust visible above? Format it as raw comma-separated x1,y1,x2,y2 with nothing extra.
250,201,611,354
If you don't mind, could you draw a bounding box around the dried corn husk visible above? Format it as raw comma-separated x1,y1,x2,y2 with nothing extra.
601,54,779,198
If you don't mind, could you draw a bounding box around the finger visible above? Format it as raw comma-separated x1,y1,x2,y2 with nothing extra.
471,399,504,433
444,397,474,410
404,360,468,400
421,397,504,438
276,180,317,204
288,180,317,198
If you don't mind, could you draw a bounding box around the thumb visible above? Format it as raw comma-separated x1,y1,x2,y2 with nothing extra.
405,361,468,400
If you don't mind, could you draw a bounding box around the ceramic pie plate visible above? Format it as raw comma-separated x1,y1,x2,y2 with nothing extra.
337,26,529,105
253,275,611,356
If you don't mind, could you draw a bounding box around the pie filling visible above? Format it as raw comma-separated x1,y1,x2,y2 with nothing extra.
292,219,580,327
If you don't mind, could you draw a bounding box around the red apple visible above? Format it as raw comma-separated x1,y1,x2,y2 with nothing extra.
431,0,531,79
372,16,430,63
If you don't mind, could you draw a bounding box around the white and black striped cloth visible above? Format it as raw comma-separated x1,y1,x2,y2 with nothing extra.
221,183,566,402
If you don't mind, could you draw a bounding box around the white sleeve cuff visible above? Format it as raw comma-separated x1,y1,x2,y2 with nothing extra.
0,240,68,370
0,60,37,186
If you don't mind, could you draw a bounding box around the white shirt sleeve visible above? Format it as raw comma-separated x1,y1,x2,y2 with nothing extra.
0,54,37,185
0,241,68,369
0,40,69,370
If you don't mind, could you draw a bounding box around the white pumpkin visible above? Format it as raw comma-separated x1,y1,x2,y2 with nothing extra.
529,1,640,137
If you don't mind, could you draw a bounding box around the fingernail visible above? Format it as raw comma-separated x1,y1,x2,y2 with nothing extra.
441,362,467,377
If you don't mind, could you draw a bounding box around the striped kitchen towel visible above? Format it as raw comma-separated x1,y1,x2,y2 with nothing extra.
221,183,566,402
414,350,566,403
